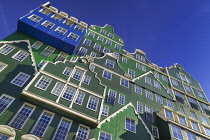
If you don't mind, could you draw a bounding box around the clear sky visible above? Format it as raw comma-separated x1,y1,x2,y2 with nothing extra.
1,0,210,101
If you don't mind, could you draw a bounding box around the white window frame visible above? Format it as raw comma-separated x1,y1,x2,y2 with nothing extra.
93,43,101,51
88,32,95,38
102,70,112,80
118,94,125,105
74,91,85,105
41,20,55,29
105,59,115,68
125,117,136,133
68,32,79,41
75,124,90,140
28,14,42,23
0,44,15,55
190,121,200,132
166,99,174,109
83,38,92,46
155,94,163,104
54,26,68,35
0,62,7,72
74,25,84,32
98,131,112,140
83,75,91,85
86,96,99,111
0,94,15,115
35,75,52,91
97,36,104,42
146,90,153,100
12,50,29,62
134,85,142,94
32,41,43,49
51,82,65,96
120,78,129,88
177,115,187,126
164,109,174,120
40,46,55,58
145,77,151,85
10,72,30,87
137,101,143,113
102,105,109,116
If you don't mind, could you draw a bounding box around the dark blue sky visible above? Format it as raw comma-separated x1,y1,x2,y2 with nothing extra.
1,0,210,101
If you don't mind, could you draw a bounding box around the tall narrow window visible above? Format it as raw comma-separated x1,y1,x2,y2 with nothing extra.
0,44,15,55
51,82,65,95
178,115,187,126
77,47,87,56
72,69,84,81
154,80,161,89
105,40,112,46
166,99,174,109
118,94,125,105
28,14,42,23
88,32,95,38
175,91,184,104
201,115,208,125
32,41,43,49
40,46,55,58
155,95,163,104
136,63,141,70
191,121,200,131
10,72,30,87
9,103,35,129
188,97,198,110
54,27,67,35
154,72,159,78
190,111,197,120
162,75,168,82
135,85,142,94
145,106,153,122
122,57,127,63
186,131,196,140
100,29,107,35
87,96,99,111
53,118,72,140
114,44,121,51
108,33,114,39
62,86,76,101
42,20,55,29
35,76,52,91
102,105,109,116
107,90,117,106
204,127,210,136
74,91,85,105
83,76,91,85
165,110,173,120
145,77,151,85
0,94,14,115
180,107,185,114
137,102,143,113
31,111,54,137
171,79,178,87
12,50,29,62
97,36,104,42
75,125,89,140
103,47,110,53
125,118,135,133
152,126,159,138
146,90,153,100
128,69,135,78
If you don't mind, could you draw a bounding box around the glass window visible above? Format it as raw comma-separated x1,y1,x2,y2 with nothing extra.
12,50,29,62
188,98,198,110
165,110,173,120
105,40,112,46
176,73,181,79
90,52,96,57
72,69,84,81
107,89,117,106
40,46,55,57
28,14,42,23
113,52,119,58
136,54,140,60
74,25,84,32
0,62,7,72
97,36,104,42
128,69,135,78
204,127,210,136
63,67,72,76
155,95,163,104
89,64,95,71
171,79,178,87
122,57,127,63
146,90,153,100
184,85,192,92
63,20,73,26
114,44,121,51
9,103,35,129
0,44,15,55
55,52,68,62
32,41,43,49
53,118,72,140
62,86,76,101
35,76,52,90
77,47,87,56
201,115,208,125
103,47,110,53
154,80,161,89
74,91,85,105
120,78,129,88
136,63,140,69
190,111,197,120
154,72,159,78
37,60,46,68
191,121,200,131
83,76,91,85
137,102,143,113
31,111,54,137
152,126,159,138
42,20,55,29
197,91,204,98
134,85,142,94
175,91,184,104
0,94,14,115
178,115,187,126
75,125,89,140
141,56,145,62
54,26,67,35
162,75,168,82
145,77,151,85
125,118,135,133
0,133,9,140
102,105,109,116
93,43,101,51
51,82,65,95
145,106,153,122
100,29,106,35
83,38,92,46
108,33,114,39
87,96,99,111
99,131,111,140
166,99,174,109
102,70,112,80
186,131,196,140
171,125,183,140
51,14,62,21
88,32,95,38
118,94,125,105
180,107,185,114
68,32,79,41
39,9,51,15
105,59,115,68
11,72,30,87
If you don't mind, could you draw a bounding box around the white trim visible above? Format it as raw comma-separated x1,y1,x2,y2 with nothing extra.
34,75,52,91
10,72,31,87
0,94,15,115
86,95,99,112
12,50,29,62
125,117,136,133
118,94,125,105
75,124,90,140
0,61,8,72
98,131,112,140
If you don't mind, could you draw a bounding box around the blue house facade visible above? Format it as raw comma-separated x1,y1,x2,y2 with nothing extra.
17,2,87,54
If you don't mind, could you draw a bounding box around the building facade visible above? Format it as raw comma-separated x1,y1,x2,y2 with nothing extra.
0,2,210,140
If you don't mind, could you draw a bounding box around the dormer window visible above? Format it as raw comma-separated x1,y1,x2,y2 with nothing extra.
63,20,73,26
51,14,62,21
39,8,51,15
74,25,84,32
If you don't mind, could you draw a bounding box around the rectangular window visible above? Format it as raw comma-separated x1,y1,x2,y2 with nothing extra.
176,73,181,79
63,67,72,76
89,64,95,71
154,80,161,89
83,38,92,46
100,29,106,35
186,131,196,140
154,72,159,78
9,103,35,129
197,91,204,98
152,126,159,138
136,54,141,60
74,91,85,105
70,57,77,62
12,50,29,62
88,32,95,38
39,8,51,15
178,115,187,126
175,91,184,104
99,131,112,140
55,52,68,62
90,52,96,57
53,118,72,140
93,43,101,51
171,79,178,87
72,69,84,81
184,85,192,92
51,82,65,95
108,33,114,39
105,59,115,68
204,127,210,136
134,85,142,94
113,52,119,58
40,46,55,58
125,118,135,133
201,115,208,125
145,77,151,85
191,121,200,131
31,111,54,137
0,44,15,55
54,26,67,35
37,60,46,68
118,94,125,105
137,102,143,113
83,75,91,85
136,63,140,69
155,95,163,104
171,125,183,140
62,86,76,101
11,72,30,87
0,94,14,115
97,36,104,42
188,97,199,110
105,40,112,46
122,57,127,63
51,14,62,21
28,14,42,23
63,20,73,26
203,104,210,115
0,62,7,72
190,111,197,120
146,90,153,100
87,96,99,111
141,56,146,62
180,107,185,114
74,25,84,32
0,134,9,139
165,110,173,120
102,70,112,80
162,75,168,82
166,99,174,109
68,32,79,41
114,44,121,51
102,105,109,116
107,89,117,106
77,47,87,56
120,78,129,88
145,106,153,122
128,69,135,78
168,87,172,93
35,76,52,91
32,41,43,49
42,20,55,29
75,125,89,140
103,47,110,53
